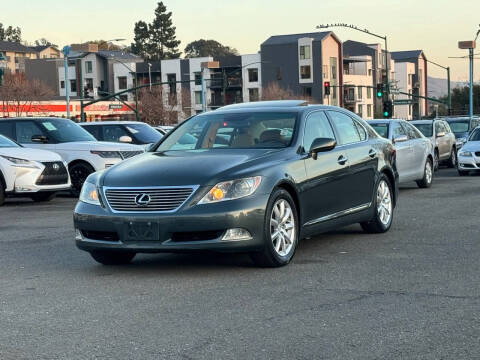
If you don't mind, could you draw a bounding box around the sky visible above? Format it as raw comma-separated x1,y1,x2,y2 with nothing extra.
2,0,480,81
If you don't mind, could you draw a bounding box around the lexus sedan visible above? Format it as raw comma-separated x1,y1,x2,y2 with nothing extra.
369,119,433,188
74,101,398,267
457,126,480,176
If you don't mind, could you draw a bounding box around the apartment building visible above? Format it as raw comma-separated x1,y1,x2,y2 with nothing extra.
343,55,375,119
391,50,428,119
0,41,39,74
260,32,343,105
29,45,62,59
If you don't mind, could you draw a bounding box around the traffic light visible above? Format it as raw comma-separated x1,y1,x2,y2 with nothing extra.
383,100,393,118
324,81,331,96
376,83,384,98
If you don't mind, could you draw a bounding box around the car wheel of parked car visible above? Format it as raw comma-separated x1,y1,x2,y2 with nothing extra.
0,184,5,207
69,162,95,196
89,251,136,265
360,175,393,234
416,159,433,189
433,149,439,171
30,192,56,202
447,148,457,168
458,169,469,176
250,188,299,267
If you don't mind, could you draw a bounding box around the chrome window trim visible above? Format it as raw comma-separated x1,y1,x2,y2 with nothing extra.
102,185,200,214
303,202,372,227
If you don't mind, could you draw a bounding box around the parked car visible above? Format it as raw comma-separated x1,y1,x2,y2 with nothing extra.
457,126,480,176
74,101,399,267
411,119,457,170
154,125,175,135
369,119,433,188
80,121,163,148
0,134,70,205
444,116,480,151
0,118,144,195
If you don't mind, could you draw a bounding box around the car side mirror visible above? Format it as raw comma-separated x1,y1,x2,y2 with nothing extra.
393,135,408,144
119,135,133,143
309,138,336,160
436,131,446,138
31,135,48,143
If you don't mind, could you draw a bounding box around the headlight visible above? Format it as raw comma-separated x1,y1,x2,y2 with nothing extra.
79,181,100,205
459,151,472,157
90,150,121,158
199,176,262,204
0,155,39,168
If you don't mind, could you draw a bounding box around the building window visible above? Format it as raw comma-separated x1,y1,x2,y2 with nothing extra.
368,69,372,76
194,72,201,86
167,74,176,94
367,104,372,117
300,65,311,79
302,87,312,98
323,65,328,79
85,61,93,74
248,68,258,82
60,81,65,89
70,80,77,92
331,65,337,80
367,87,372,99
118,76,127,90
358,104,363,117
358,86,363,100
249,88,259,102
408,74,412,85
276,67,282,81
299,45,311,60
85,78,93,90
195,91,202,105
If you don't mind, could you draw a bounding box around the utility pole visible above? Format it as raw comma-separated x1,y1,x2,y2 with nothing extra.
62,46,71,118
458,40,477,119
148,63,152,91
201,67,206,112
447,67,451,114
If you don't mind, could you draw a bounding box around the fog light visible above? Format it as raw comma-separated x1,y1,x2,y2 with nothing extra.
222,228,252,241
75,229,83,241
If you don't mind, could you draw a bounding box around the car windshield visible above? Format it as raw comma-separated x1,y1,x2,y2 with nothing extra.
38,119,96,143
468,128,480,141
413,123,433,137
126,123,163,144
447,120,469,134
156,112,297,151
370,123,389,139
0,134,20,148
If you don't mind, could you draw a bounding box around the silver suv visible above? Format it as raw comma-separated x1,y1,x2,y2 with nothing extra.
411,119,457,170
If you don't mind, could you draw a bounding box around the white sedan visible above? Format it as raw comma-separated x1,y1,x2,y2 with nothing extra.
0,134,71,205
457,126,480,176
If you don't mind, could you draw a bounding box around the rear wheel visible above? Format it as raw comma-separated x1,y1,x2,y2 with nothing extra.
69,162,94,196
416,158,433,188
361,175,393,234
447,148,457,168
250,189,298,267
30,192,56,202
89,251,136,265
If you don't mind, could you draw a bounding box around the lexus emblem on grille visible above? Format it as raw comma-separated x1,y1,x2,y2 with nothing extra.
52,163,60,171
135,193,151,207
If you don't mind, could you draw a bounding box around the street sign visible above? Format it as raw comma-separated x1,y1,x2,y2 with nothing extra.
459,41,476,49
109,104,123,110
394,99,413,105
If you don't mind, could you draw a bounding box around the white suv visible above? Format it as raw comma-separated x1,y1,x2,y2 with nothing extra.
0,118,144,194
0,134,71,205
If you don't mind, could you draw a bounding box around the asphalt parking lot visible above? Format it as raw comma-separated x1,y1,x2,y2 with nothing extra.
1,168,479,360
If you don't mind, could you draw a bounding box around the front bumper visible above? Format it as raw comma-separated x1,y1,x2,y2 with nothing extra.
11,163,71,194
74,193,269,253
458,154,480,171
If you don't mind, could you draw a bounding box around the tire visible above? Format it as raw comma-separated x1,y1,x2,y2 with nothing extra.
416,158,433,188
433,149,439,171
447,148,457,168
0,183,5,207
458,169,469,176
250,188,299,267
89,251,136,265
360,174,393,234
30,192,56,202
69,162,95,197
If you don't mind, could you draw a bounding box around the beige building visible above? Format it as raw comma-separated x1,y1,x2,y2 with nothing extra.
0,40,38,74
343,55,375,119
30,45,62,59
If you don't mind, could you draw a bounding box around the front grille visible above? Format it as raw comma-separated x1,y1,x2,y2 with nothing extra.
120,151,143,160
81,230,119,242
36,162,69,185
104,186,196,212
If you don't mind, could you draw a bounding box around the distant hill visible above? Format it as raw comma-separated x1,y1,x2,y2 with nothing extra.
428,76,469,99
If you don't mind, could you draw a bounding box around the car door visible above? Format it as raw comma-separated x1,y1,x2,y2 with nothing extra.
391,121,411,182
82,125,102,141
102,125,134,144
435,121,448,160
403,122,427,179
301,111,352,225
327,110,375,209
442,121,456,154
14,120,57,152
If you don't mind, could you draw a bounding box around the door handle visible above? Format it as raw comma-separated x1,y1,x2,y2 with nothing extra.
368,149,377,158
337,155,348,165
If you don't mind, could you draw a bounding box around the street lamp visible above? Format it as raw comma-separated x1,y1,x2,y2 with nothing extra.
425,58,451,114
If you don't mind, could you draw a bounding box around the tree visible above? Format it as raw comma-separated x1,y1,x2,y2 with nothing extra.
34,38,57,48
438,85,480,116
138,86,190,125
131,2,181,60
184,39,238,58
261,82,313,102
0,23,22,42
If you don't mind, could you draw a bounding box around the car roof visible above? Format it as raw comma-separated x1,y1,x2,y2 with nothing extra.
213,100,350,115
368,119,403,124
0,117,71,121
410,120,435,124
78,121,146,126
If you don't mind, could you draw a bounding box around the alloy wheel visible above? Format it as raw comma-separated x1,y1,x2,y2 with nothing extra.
425,161,433,185
270,199,295,257
376,180,392,226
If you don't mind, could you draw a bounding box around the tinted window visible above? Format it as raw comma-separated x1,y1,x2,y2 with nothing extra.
412,123,433,137
0,134,19,148
354,121,367,141
468,128,480,141
16,121,45,143
447,120,469,134
434,121,443,134
392,122,407,139
403,122,421,139
37,119,96,143
370,123,389,139
82,125,101,140
0,121,14,140
328,111,361,145
442,121,451,133
303,112,335,151
102,125,130,142
125,123,162,144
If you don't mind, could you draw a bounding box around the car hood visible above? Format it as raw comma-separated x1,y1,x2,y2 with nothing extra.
0,147,62,162
101,148,283,187
55,141,144,152
459,141,480,152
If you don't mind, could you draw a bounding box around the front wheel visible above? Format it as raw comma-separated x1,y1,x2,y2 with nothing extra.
361,175,393,234
433,149,439,171
89,251,136,265
0,184,5,206
250,189,299,267
416,158,433,188
447,148,457,168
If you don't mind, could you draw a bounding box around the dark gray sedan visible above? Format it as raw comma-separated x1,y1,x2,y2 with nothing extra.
74,101,398,267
